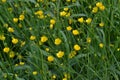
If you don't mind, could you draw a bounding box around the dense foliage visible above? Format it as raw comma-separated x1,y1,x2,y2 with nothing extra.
0,0,120,80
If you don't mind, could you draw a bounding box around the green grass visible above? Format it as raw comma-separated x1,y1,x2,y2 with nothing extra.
0,0,120,80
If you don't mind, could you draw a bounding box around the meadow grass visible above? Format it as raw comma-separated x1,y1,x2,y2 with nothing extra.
0,0,120,80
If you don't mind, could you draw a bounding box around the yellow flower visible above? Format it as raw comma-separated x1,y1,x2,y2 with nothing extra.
45,48,49,51
14,74,18,77
19,62,25,65
1,0,6,3
52,74,56,79
0,35,6,41
15,64,19,67
21,41,26,47
64,7,69,11
8,27,14,33
89,5,92,9
74,44,81,51
50,19,56,24
60,11,67,16
12,38,18,44
99,5,105,11
54,38,62,45
66,12,71,17
69,19,72,24
29,27,32,31
47,56,54,62
8,7,13,13
3,73,7,78
78,17,84,23
3,47,10,53
19,14,25,21
18,55,23,59
92,7,98,13
99,43,104,48
86,18,92,24
37,0,43,2
35,3,40,7
52,0,56,2
50,24,54,29
64,73,70,78
68,51,77,58
86,37,91,43
56,51,64,58
38,15,45,19
9,51,15,58
34,10,43,16
32,71,38,75
62,78,67,80
99,22,104,27
13,18,18,23
72,0,76,2
117,48,120,51
18,23,22,28
66,26,72,31
72,30,79,35
30,35,36,40
66,0,71,2
41,35,48,43
96,2,103,7
4,23,8,28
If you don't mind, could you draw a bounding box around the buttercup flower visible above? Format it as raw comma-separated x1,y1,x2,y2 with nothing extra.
50,24,54,29
69,51,77,58
86,37,91,43
19,14,25,21
56,51,64,58
54,38,62,45
99,43,104,48
19,62,25,65
4,23,8,28
8,27,14,33
96,2,103,7
92,7,98,13
47,56,54,62
35,10,43,15
86,18,92,24
50,19,56,24
66,26,72,31
13,18,18,23
32,71,38,75
52,0,56,2
64,7,69,11
3,47,10,53
0,35,6,41
18,23,22,28
69,19,72,24
52,74,56,79
62,78,67,80
60,11,67,16
1,0,6,3
41,35,48,43
9,51,15,58
45,48,49,51
30,36,36,40
99,22,104,27
66,0,71,2
12,38,18,44
99,5,105,11
74,44,81,51
72,30,79,35
78,17,84,23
